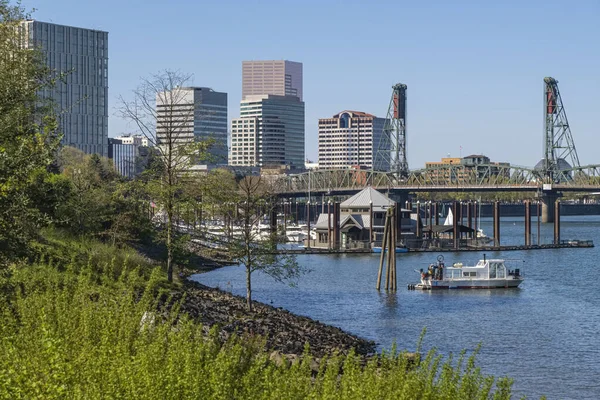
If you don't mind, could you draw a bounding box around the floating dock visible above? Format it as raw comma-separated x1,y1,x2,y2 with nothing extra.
278,240,593,255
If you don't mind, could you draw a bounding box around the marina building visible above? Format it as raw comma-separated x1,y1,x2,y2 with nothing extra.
156,87,228,165
318,111,386,170
311,187,415,249
19,20,109,156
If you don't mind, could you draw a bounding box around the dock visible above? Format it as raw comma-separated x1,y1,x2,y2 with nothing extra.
277,240,593,255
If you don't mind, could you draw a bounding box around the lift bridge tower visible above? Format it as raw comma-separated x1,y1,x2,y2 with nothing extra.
538,77,580,182
376,83,408,178
537,77,581,222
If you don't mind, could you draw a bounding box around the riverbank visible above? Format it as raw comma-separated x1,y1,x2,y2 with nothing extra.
176,279,376,359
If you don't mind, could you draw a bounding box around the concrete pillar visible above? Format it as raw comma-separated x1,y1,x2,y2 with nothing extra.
541,192,559,223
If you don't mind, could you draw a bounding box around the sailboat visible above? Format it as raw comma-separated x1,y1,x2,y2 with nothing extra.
443,208,453,226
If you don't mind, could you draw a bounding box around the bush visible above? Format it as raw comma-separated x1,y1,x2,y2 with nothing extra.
0,237,533,399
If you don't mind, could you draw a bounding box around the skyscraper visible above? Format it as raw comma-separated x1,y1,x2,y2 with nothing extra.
232,60,305,168
318,111,387,170
156,87,228,165
20,20,108,156
242,60,303,101
230,94,304,168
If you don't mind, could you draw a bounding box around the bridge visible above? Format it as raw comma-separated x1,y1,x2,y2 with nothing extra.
274,78,600,222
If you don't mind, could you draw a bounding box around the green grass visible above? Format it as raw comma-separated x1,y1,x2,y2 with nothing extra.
0,235,539,399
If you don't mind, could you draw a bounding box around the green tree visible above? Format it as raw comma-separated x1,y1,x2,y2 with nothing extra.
0,1,60,261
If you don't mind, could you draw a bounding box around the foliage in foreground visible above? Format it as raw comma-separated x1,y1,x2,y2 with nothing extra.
0,241,533,399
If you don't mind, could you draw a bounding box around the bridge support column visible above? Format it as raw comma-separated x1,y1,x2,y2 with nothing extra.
540,191,560,223
554,200,561,244
525,200,531,246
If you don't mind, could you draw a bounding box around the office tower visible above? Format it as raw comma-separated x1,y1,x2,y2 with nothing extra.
318,111,387,170
155,87,228,165
242,60,303,101
20,20,108,156
232,60,304,169
108,135,148,178
229,95,304,168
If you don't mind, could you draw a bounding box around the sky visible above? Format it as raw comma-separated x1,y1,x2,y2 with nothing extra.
20,0,600,169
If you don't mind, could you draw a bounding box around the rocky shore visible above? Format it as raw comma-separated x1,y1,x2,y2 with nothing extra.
175,279,376,359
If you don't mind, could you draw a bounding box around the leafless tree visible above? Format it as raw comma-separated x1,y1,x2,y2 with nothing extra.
225,175,302,311
117,70,211,282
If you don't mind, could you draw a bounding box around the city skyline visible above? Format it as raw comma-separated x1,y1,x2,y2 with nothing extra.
21,0,600,170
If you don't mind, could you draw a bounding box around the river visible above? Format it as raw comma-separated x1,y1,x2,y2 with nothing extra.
191,215,600,399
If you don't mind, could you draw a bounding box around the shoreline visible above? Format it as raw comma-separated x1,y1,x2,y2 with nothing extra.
179,262,377,359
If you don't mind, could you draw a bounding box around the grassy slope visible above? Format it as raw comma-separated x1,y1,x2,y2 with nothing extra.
0,231,533,399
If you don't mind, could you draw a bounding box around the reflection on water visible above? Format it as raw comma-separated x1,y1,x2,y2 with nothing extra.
192,217,600,399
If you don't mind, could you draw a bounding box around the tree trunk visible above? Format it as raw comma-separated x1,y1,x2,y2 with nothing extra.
246,264,252,311
167,198,173,282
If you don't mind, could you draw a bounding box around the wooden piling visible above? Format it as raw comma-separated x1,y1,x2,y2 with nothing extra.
392,205,397,290
453,201,459,249
306,201,311,249
524,200,530,245
377,208,390,290
493,201,500,247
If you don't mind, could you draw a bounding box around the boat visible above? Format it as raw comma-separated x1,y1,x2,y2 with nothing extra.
372,246,408,254
476,228,493,243
285,225,307,242
409,255,523,290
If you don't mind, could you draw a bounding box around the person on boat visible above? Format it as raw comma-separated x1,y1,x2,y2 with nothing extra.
420,268,429,286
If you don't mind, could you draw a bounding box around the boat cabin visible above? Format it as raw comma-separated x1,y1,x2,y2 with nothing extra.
443,259,516,280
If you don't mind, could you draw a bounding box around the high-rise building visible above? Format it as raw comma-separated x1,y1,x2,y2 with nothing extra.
232,60,305,169
242,60,303,101
229,95,304,168
155,87,228,165
19,20,108,157
318,111,387,170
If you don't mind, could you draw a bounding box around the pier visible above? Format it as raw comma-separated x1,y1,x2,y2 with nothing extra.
277,240,593,255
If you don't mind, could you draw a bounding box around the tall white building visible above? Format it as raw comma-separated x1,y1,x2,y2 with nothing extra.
20,20,108,156
242,60,303,101
156,87,228,165
229,95,304,168
318,111,387,170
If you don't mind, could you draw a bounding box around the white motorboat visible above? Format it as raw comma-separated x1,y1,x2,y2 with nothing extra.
285,225,307,242
409,255,523,290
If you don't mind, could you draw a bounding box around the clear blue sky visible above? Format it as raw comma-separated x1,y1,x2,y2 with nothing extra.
22,0,600,169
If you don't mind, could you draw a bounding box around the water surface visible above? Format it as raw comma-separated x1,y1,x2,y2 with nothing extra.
192,216,600,399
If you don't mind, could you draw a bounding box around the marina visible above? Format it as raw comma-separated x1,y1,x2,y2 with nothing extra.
191,215,600,399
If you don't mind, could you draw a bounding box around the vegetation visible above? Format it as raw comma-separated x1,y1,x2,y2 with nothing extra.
0,0,60,262
0,235,529,399
0,2,542,397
